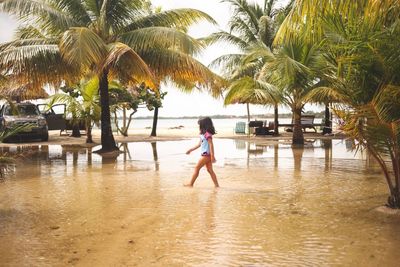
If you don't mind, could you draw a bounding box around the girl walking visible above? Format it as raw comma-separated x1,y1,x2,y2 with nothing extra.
185,117,219,187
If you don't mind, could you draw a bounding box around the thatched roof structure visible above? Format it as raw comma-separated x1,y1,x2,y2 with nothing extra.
0,83,49,103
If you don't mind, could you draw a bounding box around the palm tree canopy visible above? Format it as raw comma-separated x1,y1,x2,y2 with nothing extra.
252,36,324,109
0,0,222,93
224,76,278,105
275,0,400,44
206,0,293,108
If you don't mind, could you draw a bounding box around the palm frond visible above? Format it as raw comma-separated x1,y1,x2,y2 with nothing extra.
208,54,245,77
229,16,258,43
243,42,273,64
275,0,400,44
0,123,34,143
139,48,226,97
0,37,59,51
80,76,99,101
105,42,155,87
199,31,248,50
0,43,76,91
55,0,92,25
224,76,278,105
303,86,351,104
372,84,400,123
123,8,217,32
223,0,263,33
119,27,205,56
0,0,80,33
60,27,107,70
98,0,143,33
14,25,47,39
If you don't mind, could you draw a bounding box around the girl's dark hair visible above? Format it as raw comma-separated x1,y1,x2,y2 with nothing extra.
198,117,216,135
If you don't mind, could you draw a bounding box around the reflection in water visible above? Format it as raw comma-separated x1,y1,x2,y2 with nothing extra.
119,142,131,162
0,139,399,266
322,139,333,171
234,139,247,150
292,146,304,171
274,143,279,169
151,142,160,171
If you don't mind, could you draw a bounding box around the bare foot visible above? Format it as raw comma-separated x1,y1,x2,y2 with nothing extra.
183,183,193,187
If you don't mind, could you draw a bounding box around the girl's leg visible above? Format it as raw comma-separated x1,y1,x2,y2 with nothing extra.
185,156,210,186
206,161,219,187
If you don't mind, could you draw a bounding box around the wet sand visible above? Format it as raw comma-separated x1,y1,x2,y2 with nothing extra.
1,139,400,266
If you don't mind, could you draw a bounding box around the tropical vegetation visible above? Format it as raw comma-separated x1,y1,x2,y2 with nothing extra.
0,0,399,209
208,0,400,207
278,0,400,207
48,78,101,143
0,0,223,153
108,81,163,137
206,0,293,135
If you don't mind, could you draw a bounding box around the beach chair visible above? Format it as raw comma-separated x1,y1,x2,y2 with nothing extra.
280,115,323,133
234,122,246,134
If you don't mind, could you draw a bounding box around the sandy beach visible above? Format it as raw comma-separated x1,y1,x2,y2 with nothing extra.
0,126,347,148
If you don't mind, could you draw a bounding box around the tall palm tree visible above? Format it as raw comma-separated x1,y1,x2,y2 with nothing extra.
0,0,222,153
205,0,292,134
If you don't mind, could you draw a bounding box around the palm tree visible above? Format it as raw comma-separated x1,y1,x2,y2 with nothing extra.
254,37,324,145
48,78,101,143
0,0,222,153
304,2,400,208
205,0,292,134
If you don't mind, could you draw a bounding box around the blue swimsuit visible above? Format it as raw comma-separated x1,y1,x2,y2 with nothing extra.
200,132,212,156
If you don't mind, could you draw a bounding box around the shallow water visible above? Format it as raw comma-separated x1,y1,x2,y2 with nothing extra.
0,139,399,266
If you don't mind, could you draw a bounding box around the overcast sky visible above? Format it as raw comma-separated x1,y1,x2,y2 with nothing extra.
0,0,311,118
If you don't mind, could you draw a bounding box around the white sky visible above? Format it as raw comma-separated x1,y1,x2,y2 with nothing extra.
0,0,317,118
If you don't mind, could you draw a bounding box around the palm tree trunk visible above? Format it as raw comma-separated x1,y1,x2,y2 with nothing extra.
150,106,159,137
292,106,304,145
122,107,127,136
98,69,118,152
71,124,81,137
273,104,279,136
325,104,331,127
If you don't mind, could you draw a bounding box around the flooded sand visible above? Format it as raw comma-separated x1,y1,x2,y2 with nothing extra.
0,139,399,266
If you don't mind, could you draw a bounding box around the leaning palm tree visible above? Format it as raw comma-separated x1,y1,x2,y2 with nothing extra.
0,0,222,153
304,2,400,208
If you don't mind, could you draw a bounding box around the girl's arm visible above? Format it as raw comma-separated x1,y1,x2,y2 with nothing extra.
208,138,216,162
186,140,201,154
